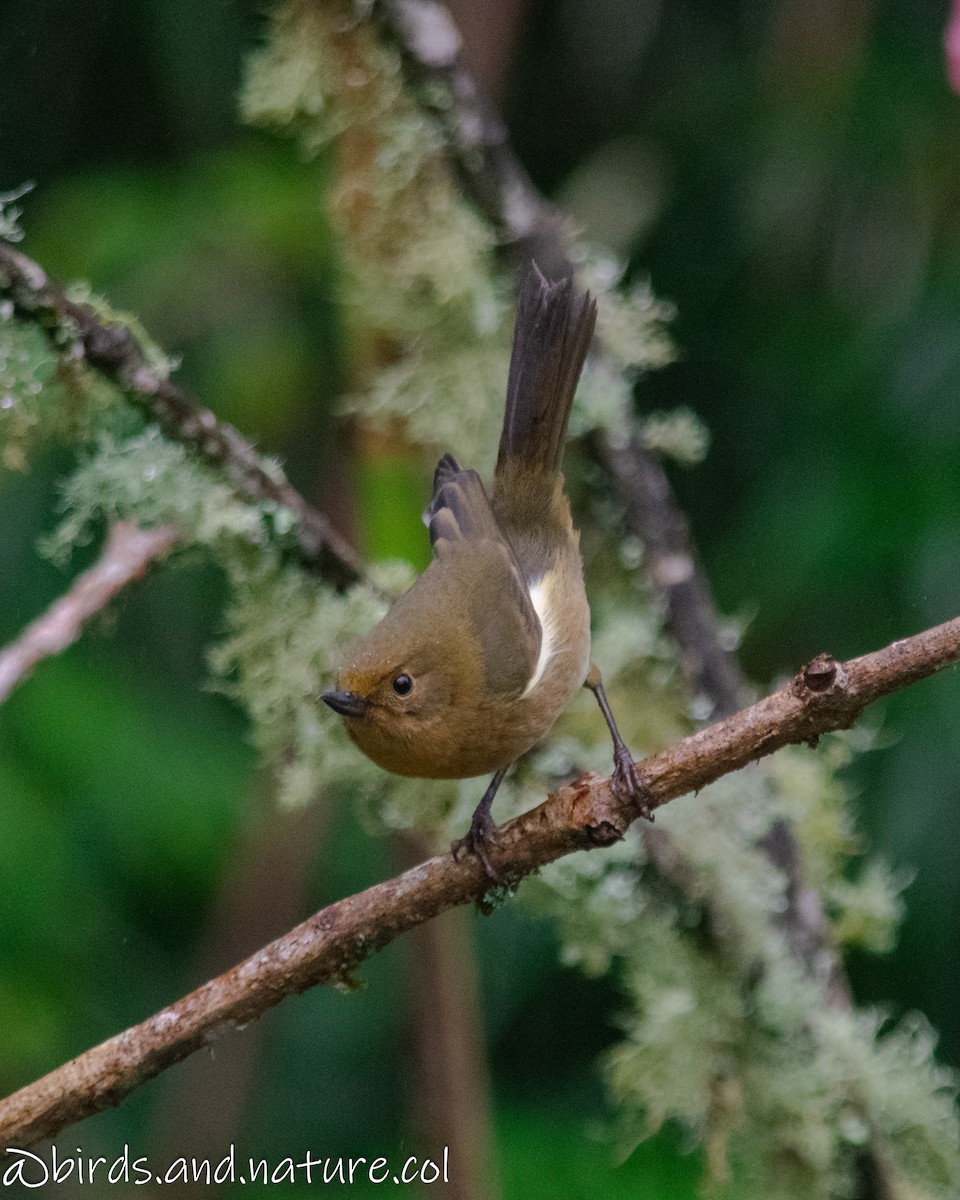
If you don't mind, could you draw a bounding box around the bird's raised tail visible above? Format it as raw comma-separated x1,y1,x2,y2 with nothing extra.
495,263,597,479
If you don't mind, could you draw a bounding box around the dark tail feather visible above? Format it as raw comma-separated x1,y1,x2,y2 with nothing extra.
495,263,597,477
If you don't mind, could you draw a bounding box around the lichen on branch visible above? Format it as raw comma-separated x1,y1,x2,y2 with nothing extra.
241,0,674,470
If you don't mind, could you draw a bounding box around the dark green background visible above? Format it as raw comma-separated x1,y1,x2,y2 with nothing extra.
1,1,958,1194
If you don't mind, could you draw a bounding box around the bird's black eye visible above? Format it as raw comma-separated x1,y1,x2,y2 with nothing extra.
392,673,413,696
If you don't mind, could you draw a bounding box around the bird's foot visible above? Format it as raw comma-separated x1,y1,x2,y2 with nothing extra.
611,743,654,822
452,809,500,882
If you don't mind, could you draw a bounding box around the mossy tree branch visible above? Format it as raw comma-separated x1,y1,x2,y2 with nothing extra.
1,615,957,1149
0,241,364,588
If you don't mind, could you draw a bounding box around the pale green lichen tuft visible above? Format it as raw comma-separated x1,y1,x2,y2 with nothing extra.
42,428,269,563
0,317,63,470
240,0,356,152
0,279,184,474
578,257,676,375
606,911,748,1140
847,1012,959,1193
569,259,677,444
568,360,635,443
765,739,863,896
0,182,32,243
0,310,121,471
65,282,181,382
531,831,649,976
828,858,910,954
640,407,710,466
209,561,397,808
343,339,508,473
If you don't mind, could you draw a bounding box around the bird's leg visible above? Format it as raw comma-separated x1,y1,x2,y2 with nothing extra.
452,766,509,881
584,665,654,822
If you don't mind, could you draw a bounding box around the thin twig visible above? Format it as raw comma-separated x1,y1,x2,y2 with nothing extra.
2,615,957,1148
0,242,364,588
0,522,179,705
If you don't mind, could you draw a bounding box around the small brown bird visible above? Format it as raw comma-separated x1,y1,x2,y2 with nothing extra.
323,264,650,875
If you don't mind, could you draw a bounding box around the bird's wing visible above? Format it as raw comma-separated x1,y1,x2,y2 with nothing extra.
425,454,503,549
425,454,542,695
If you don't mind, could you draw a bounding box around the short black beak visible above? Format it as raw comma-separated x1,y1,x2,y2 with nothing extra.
321,690,368,719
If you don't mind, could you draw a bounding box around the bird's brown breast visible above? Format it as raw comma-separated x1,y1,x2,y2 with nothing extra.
342,553,590,780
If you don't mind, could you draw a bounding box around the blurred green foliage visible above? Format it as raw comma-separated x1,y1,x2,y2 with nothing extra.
1,0,959,1196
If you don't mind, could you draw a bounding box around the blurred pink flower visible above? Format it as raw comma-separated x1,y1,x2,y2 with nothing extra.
946,0,960,92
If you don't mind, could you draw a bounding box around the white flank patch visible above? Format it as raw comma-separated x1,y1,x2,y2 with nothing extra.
522,576,557,698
